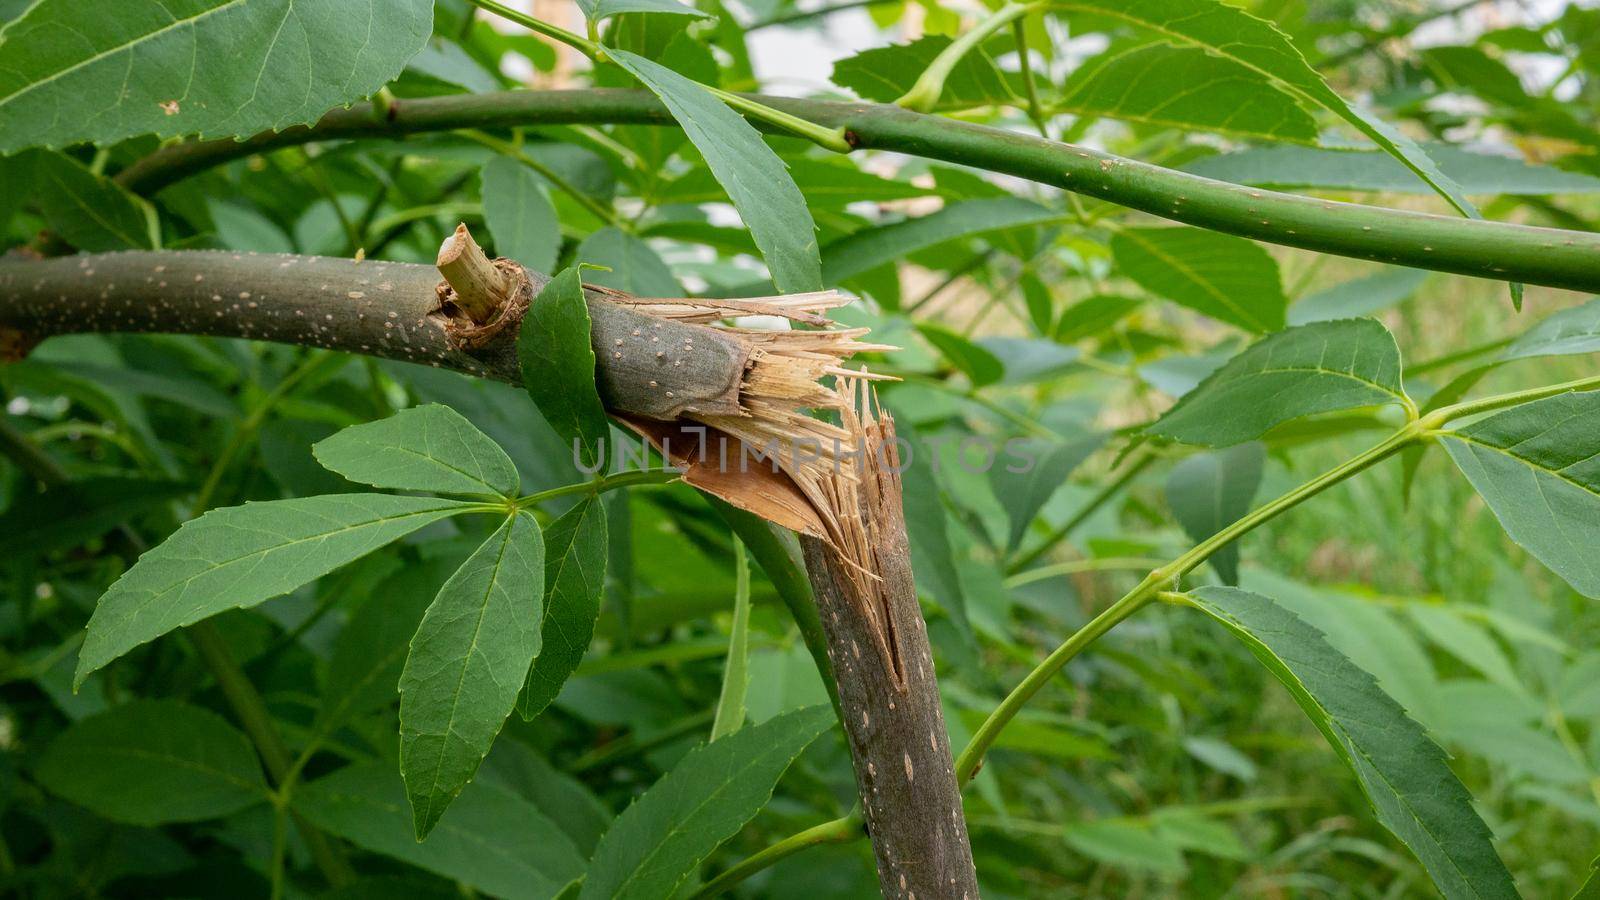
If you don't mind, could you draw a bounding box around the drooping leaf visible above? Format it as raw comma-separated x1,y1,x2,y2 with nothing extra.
899,421,973,645
0,0,433,153
518,496,608,721
1441,390,1600,598
578,704,835,900
822,198,1062,290
991,436,1105,552
482,156,561,274
34,700,268,825
1059,43,1317,142
312,404,520,498
1165,442,1265,584
33,151,155,251
710,536,752,740
518,268,611,471
1289,269,1431,325
831,34,1017,108
1184,586,1519,900
605,48,821,294
576,226,680,296
1110,227,1286,332
294,763,585,900
1051,0,1480,218
1148,319,1409,447
400,512,545,839
917,323,1005,387
1184,144,1600,195
76,494,477,686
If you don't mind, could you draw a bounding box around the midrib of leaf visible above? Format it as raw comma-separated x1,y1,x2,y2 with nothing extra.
124,502,473,611
609,744,786,897
1228,363,1404,399
0,0,249,107
379,442,499,494
408,514,518,830
1444,432,1600,500
1116,229,1267,329
68,745,264,794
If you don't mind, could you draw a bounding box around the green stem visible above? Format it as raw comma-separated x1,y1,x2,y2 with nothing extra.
1012,18,1049,138
117,90,1600,293
458,129,623,227
961,425,1425,783
466,0,599,57
515,468,683,508
897,3,1036,112
690,811,864,898
1407,336,1512,375
706,87,852,153
1423,373,1600,427
1004,556,1169,588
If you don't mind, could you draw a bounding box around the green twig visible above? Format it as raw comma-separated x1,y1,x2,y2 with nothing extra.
466,0,600,57
690,811,865,898
897,3,1037,112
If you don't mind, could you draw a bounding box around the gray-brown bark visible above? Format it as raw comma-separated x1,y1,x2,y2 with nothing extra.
0,250,748,421
799,408,980,899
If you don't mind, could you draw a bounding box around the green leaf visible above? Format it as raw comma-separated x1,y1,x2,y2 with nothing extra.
1576,856,1600,900
482,156,560,274
312,404,519,498
1441,390,1600,599
1148,319,1409,447
1063,820,1186,875
400,512,545,839
316,559,449,733
1059,43,1316,142
605,48,821,294
518,268,611,472
899,421,974,644
35,699,267,825
518,496,609,721
1055,294,1143,343
76,494,476,686
1184,586,1519,900
0,0,433,153
1165,442,1265,584
823,197,1061,290
0,476,190,555
1052,0,1480,218
589,0,712,21
578,704,836,900
831,34,1016,108
33,151,155,251
710,536,752,740
294,763,585,900
657,157,929,209
1421,297,1600,416
991,436,1105,552
1289,269,1430,325
916,323,1005,387
1184,144,1600,195
1110,227,1286,333
576,226,680,296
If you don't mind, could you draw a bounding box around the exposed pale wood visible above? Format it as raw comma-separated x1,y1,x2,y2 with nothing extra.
435,223,511,323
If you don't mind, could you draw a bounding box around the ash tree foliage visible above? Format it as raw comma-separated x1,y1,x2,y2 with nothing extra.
2,0,1600,898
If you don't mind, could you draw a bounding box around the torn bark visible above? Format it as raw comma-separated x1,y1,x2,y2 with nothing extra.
0,245,980,898
801,383,980,899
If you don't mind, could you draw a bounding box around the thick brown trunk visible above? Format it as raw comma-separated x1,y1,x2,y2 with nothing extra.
799,401,979,899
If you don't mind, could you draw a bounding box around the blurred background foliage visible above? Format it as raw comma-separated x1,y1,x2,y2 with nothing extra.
2,0,1600,896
